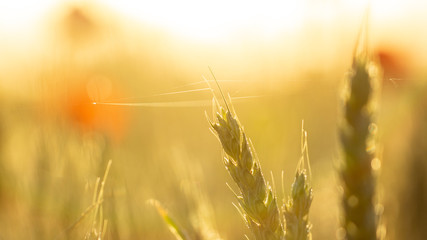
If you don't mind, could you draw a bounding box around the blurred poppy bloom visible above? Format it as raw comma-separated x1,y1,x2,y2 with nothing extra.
375,46,412,87
64,76,129,143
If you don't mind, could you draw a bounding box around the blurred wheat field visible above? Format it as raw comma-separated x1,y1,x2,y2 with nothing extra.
1,0,427,239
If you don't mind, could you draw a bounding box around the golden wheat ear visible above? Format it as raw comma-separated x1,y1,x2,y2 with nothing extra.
207,69,285,239
339,11,381,240
283,123,313,240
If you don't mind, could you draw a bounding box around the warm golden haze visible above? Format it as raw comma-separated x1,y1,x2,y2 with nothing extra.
0,1,426,239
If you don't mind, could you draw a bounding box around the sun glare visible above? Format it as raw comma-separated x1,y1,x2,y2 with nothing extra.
0,0,53,34
103,0,306,41
0,0,420,43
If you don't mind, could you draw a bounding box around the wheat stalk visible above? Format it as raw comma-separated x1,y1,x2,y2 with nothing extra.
210,106,285,240
283,125,313,240
339,15,379,240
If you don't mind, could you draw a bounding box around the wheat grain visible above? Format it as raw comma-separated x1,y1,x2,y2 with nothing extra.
211,107,285,240
283,126,313,240
339,17,379,239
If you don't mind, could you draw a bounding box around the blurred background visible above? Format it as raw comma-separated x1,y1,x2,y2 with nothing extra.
1,0,427,239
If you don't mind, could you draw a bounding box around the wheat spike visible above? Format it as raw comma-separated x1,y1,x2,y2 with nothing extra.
211,107,285,240
283,125,313,240
339,14,380,239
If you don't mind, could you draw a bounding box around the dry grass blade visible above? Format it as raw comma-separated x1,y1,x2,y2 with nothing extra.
148,154,223,240
55,160,112,240
148,199,188,240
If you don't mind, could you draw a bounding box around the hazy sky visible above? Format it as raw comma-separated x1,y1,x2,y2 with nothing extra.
0,0,412,41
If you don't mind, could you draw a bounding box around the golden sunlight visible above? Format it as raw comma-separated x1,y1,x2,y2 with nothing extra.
0,0,421,42
103,0,306,41
1,1,427,239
